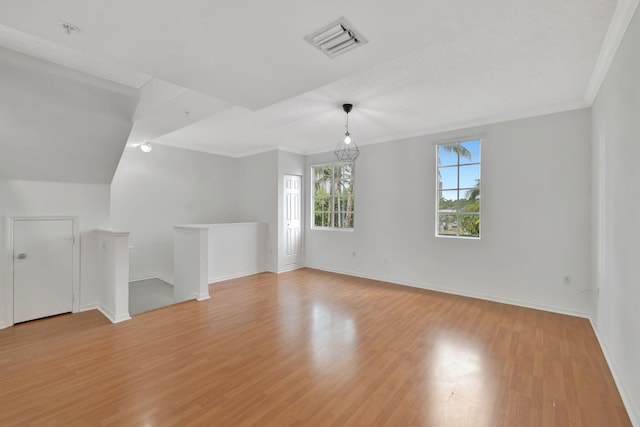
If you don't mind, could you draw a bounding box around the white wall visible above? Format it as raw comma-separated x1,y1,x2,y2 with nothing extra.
174,226,209,302
236,149,306,273
237,150,278,272
277,150,305,272
306,109,592,316
591,5,640,425
110,144,238,283
206,222,267,282
0,179,110,326
96,229,131,323
113,146,301,282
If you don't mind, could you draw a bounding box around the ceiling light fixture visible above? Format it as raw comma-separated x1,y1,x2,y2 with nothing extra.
140,142,152,153
334,103,360,162
59,21,80,35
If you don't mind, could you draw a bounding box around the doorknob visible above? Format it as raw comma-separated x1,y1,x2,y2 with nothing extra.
16,253,27,260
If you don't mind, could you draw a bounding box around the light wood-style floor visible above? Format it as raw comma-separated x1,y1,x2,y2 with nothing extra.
0,268,631,426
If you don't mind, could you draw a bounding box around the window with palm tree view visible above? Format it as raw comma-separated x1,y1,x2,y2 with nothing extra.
437,139,480,238
312,163,355,229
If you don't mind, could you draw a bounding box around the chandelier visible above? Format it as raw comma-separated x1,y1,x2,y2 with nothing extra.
334,103,360,162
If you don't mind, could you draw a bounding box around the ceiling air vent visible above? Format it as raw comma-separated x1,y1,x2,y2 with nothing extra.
304,17,368,58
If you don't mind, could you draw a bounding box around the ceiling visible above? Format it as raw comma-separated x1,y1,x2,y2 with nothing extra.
0,0,619,157
0,47,138,184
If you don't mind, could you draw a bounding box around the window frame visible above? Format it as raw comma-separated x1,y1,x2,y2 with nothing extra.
435,137,482,239
310,162,355,231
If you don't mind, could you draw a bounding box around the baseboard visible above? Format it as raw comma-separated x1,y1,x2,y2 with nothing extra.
589,318,639,426
157,275,174,286
98,305,131,324
113,313,131,323
194,292,211,301
2,306,108,327
97,305,115,323
78,304,98,312
277,264,304,273
305,264,590,319
129,275,174,286
70,304,129,322
209,269,266,284
207,268,295,281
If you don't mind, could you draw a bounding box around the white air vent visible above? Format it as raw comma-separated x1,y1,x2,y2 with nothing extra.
304,17,368,58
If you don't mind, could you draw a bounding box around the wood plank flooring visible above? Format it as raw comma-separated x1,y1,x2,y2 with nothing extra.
0,268,631,426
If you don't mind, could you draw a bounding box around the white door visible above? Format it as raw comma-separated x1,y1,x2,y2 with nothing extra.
13,219,74,323
283,175,302,266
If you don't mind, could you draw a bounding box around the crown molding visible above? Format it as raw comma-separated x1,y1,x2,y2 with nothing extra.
304,99,589,156
585,0,640,104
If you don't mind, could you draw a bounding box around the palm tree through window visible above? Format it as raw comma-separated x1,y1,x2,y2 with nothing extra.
437,139,481,238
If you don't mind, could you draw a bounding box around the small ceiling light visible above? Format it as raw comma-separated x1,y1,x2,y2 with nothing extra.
140,142,152,153
334,103,360,162
59,21,80,35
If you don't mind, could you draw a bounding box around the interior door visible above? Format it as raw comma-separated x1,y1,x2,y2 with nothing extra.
13,219,74,323
283,175,302,266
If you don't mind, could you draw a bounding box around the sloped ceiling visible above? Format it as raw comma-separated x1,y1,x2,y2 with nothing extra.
0,0,620,158
0,47,138,183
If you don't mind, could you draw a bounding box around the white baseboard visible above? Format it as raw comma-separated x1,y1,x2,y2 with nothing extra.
129,275,174,286
129,276,155,283
3,305,128,325
304,264,590,319
157,275,174,286
113,313,131,323
277,264,304,273
194,292,211,301
209,269,266,284
98,305,131,324
589,318,639,426
78,304,98,312
97,305,115,323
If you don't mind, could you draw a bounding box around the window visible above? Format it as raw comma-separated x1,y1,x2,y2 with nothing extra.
312,162,355,229
436,139,481,238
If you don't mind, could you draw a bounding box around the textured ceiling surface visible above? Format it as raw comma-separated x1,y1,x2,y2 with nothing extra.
0,0,617,157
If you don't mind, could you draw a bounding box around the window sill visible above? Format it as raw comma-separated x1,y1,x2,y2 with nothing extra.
310,227,355,232
435,234,480,240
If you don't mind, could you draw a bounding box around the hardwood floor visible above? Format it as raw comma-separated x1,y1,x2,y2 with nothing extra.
0,268,631,426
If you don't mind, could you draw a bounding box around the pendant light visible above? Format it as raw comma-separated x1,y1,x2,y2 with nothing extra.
334,103,360,162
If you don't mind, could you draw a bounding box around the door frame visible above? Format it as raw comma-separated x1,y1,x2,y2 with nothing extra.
3,216,80,328
281,174,304,271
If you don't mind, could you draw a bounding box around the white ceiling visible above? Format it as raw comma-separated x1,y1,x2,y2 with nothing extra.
0,0,618,157
0,47,138,183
